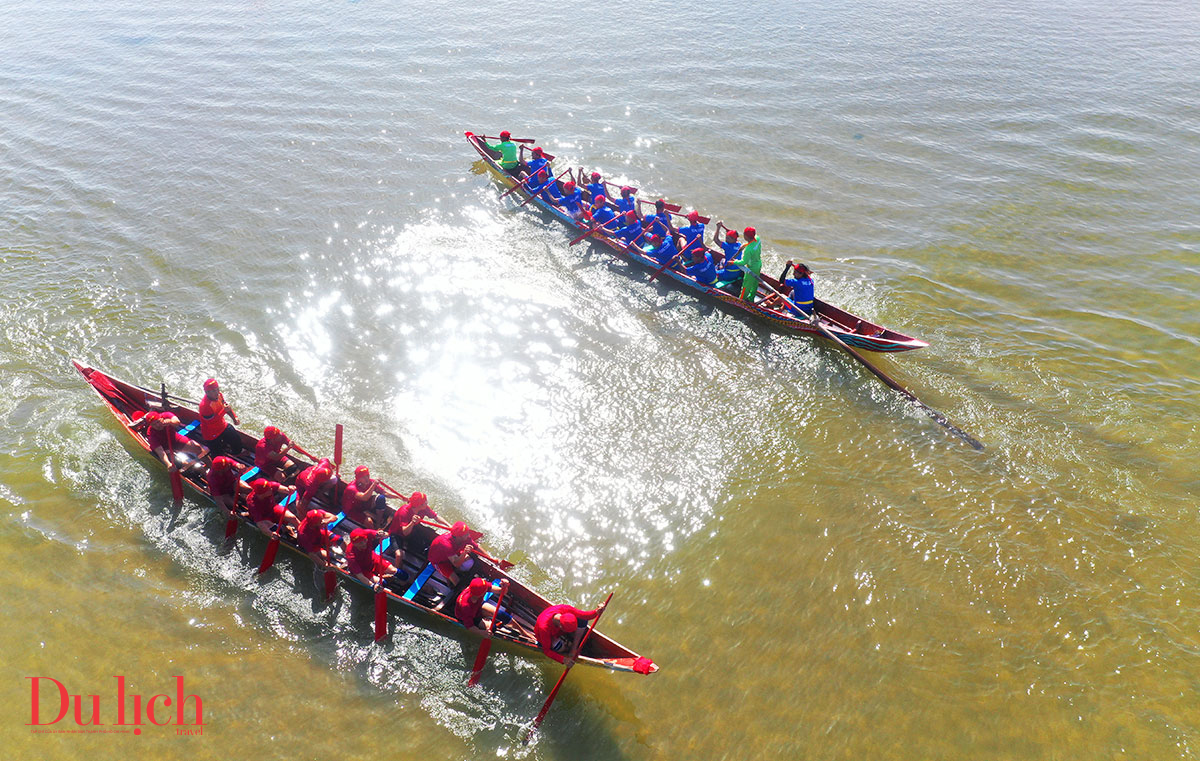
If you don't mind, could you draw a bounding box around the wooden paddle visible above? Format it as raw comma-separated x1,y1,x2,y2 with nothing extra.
761,282,984,451
647,237,705,283
523,593,614,744
324,567,338,600
467,581,509,687
479,134,535,144
333,423,343,475
374,586,388,642
518,168,573,208
159,384,184,503
257,530,280,575
569,216,621,246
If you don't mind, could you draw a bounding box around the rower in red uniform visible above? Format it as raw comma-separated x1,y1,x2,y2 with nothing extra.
455,577,512,632
383,491,440,560
198,379,243,456
534,602,602,665
246,478,299,536
427,521,479,586
206,455,247,519
342,465,387,529
132,411,209,476
295,458,337,513
297,509,341,567
253,426,294,481
344,528,400,589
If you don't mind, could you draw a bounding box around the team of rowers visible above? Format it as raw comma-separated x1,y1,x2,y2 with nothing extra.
134,377,602,665
468,130,816,318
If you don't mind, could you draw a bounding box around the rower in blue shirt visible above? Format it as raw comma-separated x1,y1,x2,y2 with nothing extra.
529,168,563,205
527,146,551,181
644,199,673,241
643,233,679,267
615,211,643,246
714,228,744,289
678,211,706,254
588,195,617,229
716,227,740,268
615,186,638,217
584,171,607,203
779,261,815,317
685,247,719,286
560,180,585,219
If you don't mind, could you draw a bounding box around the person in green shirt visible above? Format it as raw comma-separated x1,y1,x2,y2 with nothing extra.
735,227,763,302
484,130,520,173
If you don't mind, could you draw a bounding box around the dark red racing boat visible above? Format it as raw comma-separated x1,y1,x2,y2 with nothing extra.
467,132,927,353
73,360,657,675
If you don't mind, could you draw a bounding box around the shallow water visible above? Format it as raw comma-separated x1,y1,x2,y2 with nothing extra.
2,0,1199,758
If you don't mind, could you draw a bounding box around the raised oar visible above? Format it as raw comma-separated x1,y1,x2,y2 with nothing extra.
519,168,573,208
523,593,614,745
761,282,985,450
333,423,343,475
647,237,705,283
568,215,622,246
480,134,535,144
467,581,510,687
499,171,541,201
160,384,184,504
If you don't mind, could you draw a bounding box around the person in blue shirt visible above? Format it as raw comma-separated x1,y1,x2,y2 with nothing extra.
583,171,607,203
614,211,643,247
779,261,815,317
587,195,618,229
644,199,674,241
678,211,706,254
529,168,563,205
615,186,638,218
685,247,719,286
560,180,586,219
527,146,551,181
715,227,740,268
643,233,679,267
715,228,743,288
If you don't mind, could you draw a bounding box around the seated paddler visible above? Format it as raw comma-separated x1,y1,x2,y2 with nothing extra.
383,490,440,559
529,168,563,205
479,130,521,174
253,425,294,481
345,528,401,590
643,199,673,241
527,145,551,181
678,210,706,254
132,410,209,477
427,520,480,587
779,261,815,318
247,477,300,536
295,457,337,514
643,232,679,267
206,455,248,520
584,171,606,202
535,602,603,666
586,194,618,231
615,186,638,217
715,227,740,269
342,465,388,529
455,577,513,632
297,508,341,567
685,246,719,286
614,211,644,246
559,180,586,220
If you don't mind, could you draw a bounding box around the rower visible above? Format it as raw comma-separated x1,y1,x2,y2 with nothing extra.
779,261,815,318
247,478,299,536
643,233,679,268
584,171,606,202
295,458,336,514
297,509,341,567
383,491,440,560
685,246,719,286
132,411,209,477
735,227,763,302
678,210,706,255
483,130,521,174
715,227,740,268
529,168,564,205
198,378,242,456
344,528,401,590
560,180,586,220
427,521,479,587
254,425,294,481
614,211,643,247
455,577,513,632
527,146,551,181
643,199,673,240
206,455,248,520
342,465,387,529
586,194,618,230
614,186,638,217
535,603,602,666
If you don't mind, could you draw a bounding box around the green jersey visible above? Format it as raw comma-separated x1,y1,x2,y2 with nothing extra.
486,139,520,169
737,239,763,274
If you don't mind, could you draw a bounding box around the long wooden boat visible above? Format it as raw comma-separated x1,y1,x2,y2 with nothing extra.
467,132,927,353
73,360,656,675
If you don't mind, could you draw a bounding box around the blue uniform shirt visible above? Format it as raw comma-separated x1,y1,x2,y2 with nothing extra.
783,275,815,314
679,223,706,249
534,175,563,203
616,221,642,245
645,213,672,239
645,235,678,266
562,188,584,214
586,182,606,201
720,240,741,266
528,157,551,179
591,205,617,227
615,196,637,215
686,251,718,285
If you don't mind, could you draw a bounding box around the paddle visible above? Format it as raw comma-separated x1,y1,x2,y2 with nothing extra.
257,530,280,574
467,581,509,687
290,442,318,462
374,586,388,642
518,168,573,208
523,592,614,744
761,282,985,451
638,198,682,213
160,384,184,504
568,215,621,246
499,172,540,201
333,423,343,475
479,134,535,144
324,567,338,600
647,236,705,283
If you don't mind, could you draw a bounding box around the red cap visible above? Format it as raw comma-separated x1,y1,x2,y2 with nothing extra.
687,211,700,222
744,226,756,239
143,410,160,422
624,211,637,221
499,130,511,139
263,425,282,440
650,234,663,243
450,521,469,536
349,528,377,544
726,230,738,241
211,456,235,471
203,378,219,391
590,172,601,180
621,186,633,196
563,180,576,190
558,613,578,633
409,491,427,507
655,199,666,210
469,577,489,594
532,146,543,155
251,478,272,492
354,465,370,480
593,195,607,205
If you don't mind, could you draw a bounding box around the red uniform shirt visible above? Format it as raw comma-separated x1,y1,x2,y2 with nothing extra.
254,436,287,472
341,481,376,524
385,499,439,536
345,540,385,579
198,394,229,441
297,510,334,553
206,467,238,498
535,604,600,664
247,483,284,523
427,532,477,579
455,587,488,628
296,466,333,504
146,425,189,455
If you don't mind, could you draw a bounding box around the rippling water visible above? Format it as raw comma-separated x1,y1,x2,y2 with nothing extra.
2,0,1199,758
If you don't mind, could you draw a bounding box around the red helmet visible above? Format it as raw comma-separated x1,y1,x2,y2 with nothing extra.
450,521,470,536
203,378,219,391
349,528,377,545
590,172,601,180
469,577,489,595
726,230,739,241
263,425,282,440
744,226,757,239
687,211,700,223
620,186,633,196
251,478,272,492
559,613,578,633
532,146,543,156
211,456,235,471
354,465,370,481
593,195,607,205
563,180,576,190
409,491,428,507
624,211,637,221
499,130,511,140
